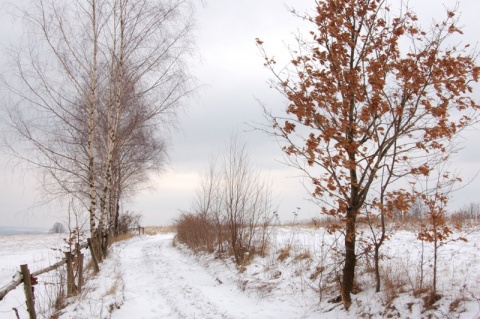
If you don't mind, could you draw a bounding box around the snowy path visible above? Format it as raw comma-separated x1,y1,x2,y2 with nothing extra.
5,229,480,319
111,234,301,319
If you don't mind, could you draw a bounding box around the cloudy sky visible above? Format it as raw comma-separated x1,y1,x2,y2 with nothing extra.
1,0,479,229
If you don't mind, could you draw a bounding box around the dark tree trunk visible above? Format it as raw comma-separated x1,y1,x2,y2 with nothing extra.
374,243,381,292
342,208,356,310
102,231,109,257
114,201,120,236
374,209,388,292
95,230,103,262
113,196,120,236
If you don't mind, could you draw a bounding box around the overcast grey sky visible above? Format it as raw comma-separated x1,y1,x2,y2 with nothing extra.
1,0,479,229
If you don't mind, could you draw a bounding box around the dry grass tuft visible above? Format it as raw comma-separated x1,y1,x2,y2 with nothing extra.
413,287,430,298
422,293,442,311
281,217,338,229
449,296,468,313
37,268,67,319
277,247,291,262
145,225,175,235
380,263,408,306
110,233,133,244
293,250,311,262
102,263,123,296
309,266,325,281
103,266,123,313
51,293,65,319
422,293,442,310
106,280,119,296
239,249,255,268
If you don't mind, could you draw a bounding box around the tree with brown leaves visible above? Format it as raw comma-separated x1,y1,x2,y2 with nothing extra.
258,0,479,309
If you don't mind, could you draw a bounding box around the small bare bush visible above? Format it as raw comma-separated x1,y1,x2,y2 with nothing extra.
116,211,142,235
177,134,275,265
174,212,217,253
35,266,66,319
379,262,408,307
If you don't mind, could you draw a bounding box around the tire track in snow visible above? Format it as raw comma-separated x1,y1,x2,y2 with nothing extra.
143,238,238,319
109,236,176,319
111,234,240,319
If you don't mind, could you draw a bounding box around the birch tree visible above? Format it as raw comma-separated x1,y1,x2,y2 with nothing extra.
2,0,195,254
95,0,195,247
2,0,105,239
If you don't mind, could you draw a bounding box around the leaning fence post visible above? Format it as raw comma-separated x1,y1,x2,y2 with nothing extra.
20,264,37,319
87,238,100,273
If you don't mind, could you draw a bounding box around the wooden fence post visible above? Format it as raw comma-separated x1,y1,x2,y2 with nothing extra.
77,253,84,293
87,238,100,273
65,252,75,297
96,232,104,262
20,264,36,319
74,242,83,293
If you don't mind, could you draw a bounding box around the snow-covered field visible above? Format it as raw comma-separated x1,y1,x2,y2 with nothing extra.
0,233,68,318
1,226,480,318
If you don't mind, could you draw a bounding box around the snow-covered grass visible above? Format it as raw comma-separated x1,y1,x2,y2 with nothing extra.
0,230,93,319
1,225,480,318
0,233,67,319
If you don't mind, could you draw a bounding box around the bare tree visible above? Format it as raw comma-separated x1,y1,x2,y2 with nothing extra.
222,135,274,265
94,0,195,248
192,154,225,252
416,162,462,304
2,0,106,242
108,90,168,235
184,135,275,265
2,0,195,259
